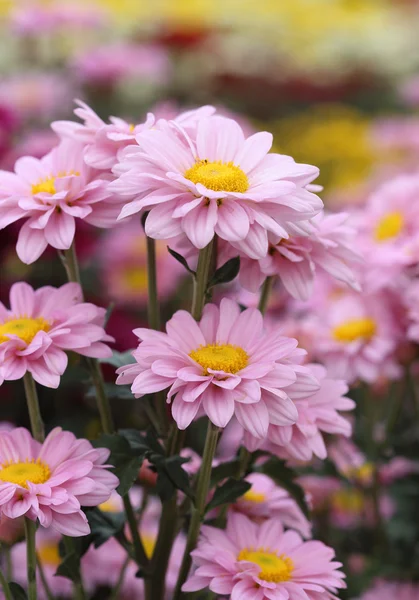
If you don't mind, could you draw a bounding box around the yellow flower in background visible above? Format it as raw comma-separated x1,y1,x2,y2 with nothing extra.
271,105,376,196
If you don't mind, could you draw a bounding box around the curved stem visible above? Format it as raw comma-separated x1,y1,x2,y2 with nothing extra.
123,496,150,568
173,421,220,600
0,568,12,600
192,240,214,321
37,553,55,600
25,519,37,600
258,275,274,314
23,373,44,443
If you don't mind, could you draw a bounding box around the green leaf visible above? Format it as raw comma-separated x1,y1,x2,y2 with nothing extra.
87,507,126,548
9,583,27,600
208,256,240,288
258,458,310,518
210,458,241,486
55,550,81,581
87,383,134,401
99,350,136,368
148,453,194,502
206,478,251,512
167,247,195,275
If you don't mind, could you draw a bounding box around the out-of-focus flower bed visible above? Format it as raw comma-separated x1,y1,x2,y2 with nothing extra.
1,1,419,599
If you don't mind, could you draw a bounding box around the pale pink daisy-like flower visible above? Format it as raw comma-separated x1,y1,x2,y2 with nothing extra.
111,114,322,257
0,427,118,535
98,220,184,306
231,473,311,538
0,138,124,263
116,298,312,439
0,281,112,388
358,579,419,600
223,210,360,300
265,364,354,462
405,280,419,343
183,512,345,599
299,288,403,384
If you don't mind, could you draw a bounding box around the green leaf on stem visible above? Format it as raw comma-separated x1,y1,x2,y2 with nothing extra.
258,458,310,518
207,256,240,288
99,350,136,368
167,247,196,275
210,458,241,486
87,507,126,548
9,583,27,600
206,477,251,512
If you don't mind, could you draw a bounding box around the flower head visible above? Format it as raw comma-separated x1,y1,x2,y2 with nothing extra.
117,298,315,439
359,580,419,600
0,427,118,536
0,282,112,388
183,512,345,599
232,473,312,538
0,139,124,263
111,114,322,257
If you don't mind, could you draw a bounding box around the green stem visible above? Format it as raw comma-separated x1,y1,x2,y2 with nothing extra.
4,547,12,581
173,421,220,600
86,357,115,434
25,519,37,600
110,556,130,600
23,373,45,443
192,241,214,320
0,568,12,600
258,276,274,314
61,243,82,289
123,496,150,568
37,553,55,600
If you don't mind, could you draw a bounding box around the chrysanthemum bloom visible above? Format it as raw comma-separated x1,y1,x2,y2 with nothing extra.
183,513,345,599
223,210,360,300
265,364,354,461
117,298,315,439
111,114,322,256
0,427,118,535
98,221,184,306
0,138,124,263
231,473,311,538
358,579,419,600
405,280,419,344
0,282,112,388
298,287,402,384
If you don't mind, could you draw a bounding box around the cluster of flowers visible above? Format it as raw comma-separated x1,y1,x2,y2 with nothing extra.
0,98,416,599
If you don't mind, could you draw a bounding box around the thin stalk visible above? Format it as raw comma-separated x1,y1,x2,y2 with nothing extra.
192,241,214,320
4,547,12,581
146,234,168,435
0,569,12,600
61,242,82,288
123,496,150,568
110,556,130,600
258,276,274,314
86,357,115,434
37,553,55,600
25,519,37,600
23,373,44,443
173,422,220,600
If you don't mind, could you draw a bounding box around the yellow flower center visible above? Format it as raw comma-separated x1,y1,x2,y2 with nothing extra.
31,171,80,196
38,542,61,567
332,489,364,513
345,462,374,483
333,318,376,343
0,459,51,488
121,266,148,292
99,499,120,513
242,489,266,504
142,534,156,560
374,211,404,242
0,317,50,345
238,548,294,583
184,160,249,193
189,343,249,374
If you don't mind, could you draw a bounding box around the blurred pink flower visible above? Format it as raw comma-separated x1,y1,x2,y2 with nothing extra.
231,473,312,538
117,298,311,439
0,282,112,388
0,427,118,535
0,515,24,545
71,43,171,87
0,139,124,263
10,1,107,35
111,114,322,256
359,580,419,600
183,512,346,599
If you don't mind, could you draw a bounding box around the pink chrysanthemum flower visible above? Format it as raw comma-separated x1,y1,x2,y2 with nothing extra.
0,427,118,535
358,579,419,600
0,282,112,388
231,473,312,538
224,211,360,300
111,114,322,257
266,364,355,462
298,287,403,384
116,298,315,439
0,139,124,264
183,513,345,599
